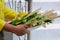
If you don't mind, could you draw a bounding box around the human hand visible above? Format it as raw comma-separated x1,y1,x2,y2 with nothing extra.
13,24,30,36
3,22,31,36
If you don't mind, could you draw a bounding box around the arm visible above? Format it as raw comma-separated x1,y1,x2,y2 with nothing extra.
3,23,29,36
0,19,29,36
0,0,29,36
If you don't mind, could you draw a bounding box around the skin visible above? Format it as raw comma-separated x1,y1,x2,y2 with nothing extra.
3,23,30,36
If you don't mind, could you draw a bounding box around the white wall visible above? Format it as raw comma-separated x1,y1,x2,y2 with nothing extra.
33,0,60,2
5,0,60,2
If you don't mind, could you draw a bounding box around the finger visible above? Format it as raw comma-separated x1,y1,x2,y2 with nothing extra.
24,24,32,29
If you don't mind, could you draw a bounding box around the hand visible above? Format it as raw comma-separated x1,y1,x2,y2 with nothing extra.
5,19,12,23
3,23,31,36
13,24,30,36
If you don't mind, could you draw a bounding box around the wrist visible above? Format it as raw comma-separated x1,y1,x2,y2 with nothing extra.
3,23,16,33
